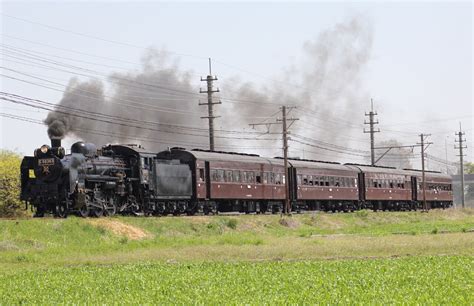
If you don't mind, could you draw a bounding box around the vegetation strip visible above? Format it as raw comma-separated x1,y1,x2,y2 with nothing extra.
0,256,472,304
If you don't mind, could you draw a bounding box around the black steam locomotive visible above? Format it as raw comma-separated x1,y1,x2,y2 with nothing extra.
20,140,453,218
21,139,151,217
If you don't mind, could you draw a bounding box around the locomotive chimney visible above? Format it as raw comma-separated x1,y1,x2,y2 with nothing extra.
51,137,61,148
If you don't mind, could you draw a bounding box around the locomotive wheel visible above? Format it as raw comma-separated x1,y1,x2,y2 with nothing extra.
104,197,117,217
92,207,104,218
105,205,116,217
54,204,68,218
79,205,89,218
33,207,45,218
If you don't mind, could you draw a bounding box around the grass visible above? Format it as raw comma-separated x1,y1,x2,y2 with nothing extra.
0,256,472,304
0,209,473,268
0,209,473,303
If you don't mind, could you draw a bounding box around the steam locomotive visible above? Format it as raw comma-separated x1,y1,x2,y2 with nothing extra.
20,139,453,217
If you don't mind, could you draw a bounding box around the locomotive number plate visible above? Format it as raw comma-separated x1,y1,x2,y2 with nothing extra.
38,158,55,166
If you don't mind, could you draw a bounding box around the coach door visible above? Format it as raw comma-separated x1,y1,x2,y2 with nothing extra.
205,161,211,199
357,172,365,201
411,176,418,201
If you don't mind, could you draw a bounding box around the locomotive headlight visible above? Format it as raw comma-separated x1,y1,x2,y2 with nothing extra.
40,145,49,154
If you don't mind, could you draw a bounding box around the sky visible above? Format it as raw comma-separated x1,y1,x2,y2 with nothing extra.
0,0,472,171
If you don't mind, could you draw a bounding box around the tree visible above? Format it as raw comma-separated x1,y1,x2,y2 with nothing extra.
0,150,24,217
464,162,474,174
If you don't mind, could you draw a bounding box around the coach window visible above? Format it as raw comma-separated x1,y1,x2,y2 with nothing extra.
216,170,224,182
303,175,308,185
210,169,217,182
314,176,320,186
225,170,233,182
198,168,205,182
328,176,334,186
256,173,262,184
263,172,269,184
275,173,282,184
241,171,248,183
335,178,340,187
233,170,241,182
389,180,394,189
249,171,255,183
297,174,302,185
269,172,274,184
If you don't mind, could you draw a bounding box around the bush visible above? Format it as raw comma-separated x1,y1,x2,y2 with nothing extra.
225,218,238,230
0,150,24,217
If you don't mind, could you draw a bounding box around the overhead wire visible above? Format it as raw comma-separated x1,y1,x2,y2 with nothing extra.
0,93,280,141
0,112,279,151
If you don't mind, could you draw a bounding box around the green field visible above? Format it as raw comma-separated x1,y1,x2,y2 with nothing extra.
1,210,473,303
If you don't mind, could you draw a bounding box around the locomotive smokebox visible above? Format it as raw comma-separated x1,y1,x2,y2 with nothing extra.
51,137,61,148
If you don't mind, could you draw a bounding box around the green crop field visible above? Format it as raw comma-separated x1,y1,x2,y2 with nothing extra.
1,256,472,304
1,210,473,303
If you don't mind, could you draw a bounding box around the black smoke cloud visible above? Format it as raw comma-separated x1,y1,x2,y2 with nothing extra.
44,16,374,160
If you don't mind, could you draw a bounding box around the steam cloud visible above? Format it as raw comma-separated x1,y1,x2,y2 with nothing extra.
44,16,374,161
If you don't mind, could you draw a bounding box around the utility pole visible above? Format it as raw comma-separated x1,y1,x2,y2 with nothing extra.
200,58,221,151
418,134,433,212
364,99,380,166
455,123,467,208
249,106,298,215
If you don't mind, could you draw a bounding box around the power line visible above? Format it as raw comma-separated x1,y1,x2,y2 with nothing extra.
0,112,278,151
290,139,369,158
0,92,279,141
0,49,287,108
1,13,209,60
292,134,370,154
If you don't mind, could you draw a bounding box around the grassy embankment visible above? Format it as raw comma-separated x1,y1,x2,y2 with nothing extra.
1,209,473,303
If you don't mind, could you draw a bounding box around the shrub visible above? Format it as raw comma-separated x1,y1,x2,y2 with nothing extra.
225,218,238,230
0,150,24,217
356,210,369,218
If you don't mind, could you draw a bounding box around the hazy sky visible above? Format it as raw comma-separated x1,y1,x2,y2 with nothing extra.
0,1,472,170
